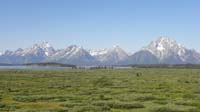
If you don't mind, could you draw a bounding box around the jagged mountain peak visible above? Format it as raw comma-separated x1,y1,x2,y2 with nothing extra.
67,45,83,51
151,36,182,48
112,45,120,49
110,46,128,58
52,45,89,59
140,36,200,64
112,45,124,52
68,45,78,48
156,36,184,49
32,41,53,49
48,45,95,65
1,37,200,65
66,45,86,54
88,46,128,64
142,36,186,59
13,42,56,57
89,45,127,56
89,48,109,56
157,36,176,42
41,41,52,48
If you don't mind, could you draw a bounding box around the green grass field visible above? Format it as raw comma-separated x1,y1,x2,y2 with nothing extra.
0,68,200,112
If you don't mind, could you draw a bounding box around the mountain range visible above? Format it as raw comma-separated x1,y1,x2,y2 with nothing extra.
1,36,200,65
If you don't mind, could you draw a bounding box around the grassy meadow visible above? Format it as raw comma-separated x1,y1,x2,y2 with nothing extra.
0,68,200,112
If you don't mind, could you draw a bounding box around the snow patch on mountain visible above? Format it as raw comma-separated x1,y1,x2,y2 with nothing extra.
89,49,109,56
1,37,200,65
88,46,128,64
157,43,165,51
18,42,56,57
142,36,200,64
143,36,185,59
51,45,83,59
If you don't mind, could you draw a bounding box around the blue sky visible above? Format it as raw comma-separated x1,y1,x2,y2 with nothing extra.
0,0,200,52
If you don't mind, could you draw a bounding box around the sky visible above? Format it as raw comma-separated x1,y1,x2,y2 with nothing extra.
0,0,200,53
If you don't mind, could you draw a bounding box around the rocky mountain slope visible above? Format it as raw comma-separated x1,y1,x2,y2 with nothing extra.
0,37,200,65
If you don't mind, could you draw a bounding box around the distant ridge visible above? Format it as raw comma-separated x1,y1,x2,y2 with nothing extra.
131,64,200,69
24,62,76,68
0,36,200,65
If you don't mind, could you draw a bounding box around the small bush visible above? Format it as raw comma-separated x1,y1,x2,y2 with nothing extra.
72,105,99,112
136,72,142,77
93,76,113,87
93,101,145,109
3,104,21,111
13,95,68,102
151,107,185,112
49,109,69,112
13,96,37,102
188,108,200,112
60,103,85,108
135,95,158,102
111,102,145,109
99,94,112,100
183,94,196,99
99,105,111,111
154,100,168,105
0,103,6,108
175,101,198,107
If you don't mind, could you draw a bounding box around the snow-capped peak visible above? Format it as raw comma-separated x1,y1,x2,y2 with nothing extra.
89,49,108,56
89,48,109,56
67,45,83,55
113,45,120,48
32,41,52,49
156,43,165,51
157,36,175,42
112,45,125,52
51,45,87,59
143,36,187,60
43,42,51,48
13,42,56,57
67,45,80,50
88,46,128,64
1,37,200,65
89,45,125,56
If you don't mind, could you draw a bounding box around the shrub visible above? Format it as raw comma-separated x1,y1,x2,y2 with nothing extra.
72,105,99,112
60,103,85,108
175,101,198,107
0,103,6,108
92,76,113,87
13,96,37,102
13,95,68,102
188,108,200,112
99,94,111,100
111,102,145,109
93,101,145,109
136,72,142,77
135,95,158,102
49,109,69,112
183,94,196,99
151,107,186,112
153,100,168,105
4,104,21,111
99,105,111,111
151,107,191,112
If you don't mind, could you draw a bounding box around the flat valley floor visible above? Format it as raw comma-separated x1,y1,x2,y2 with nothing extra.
0,68,200,112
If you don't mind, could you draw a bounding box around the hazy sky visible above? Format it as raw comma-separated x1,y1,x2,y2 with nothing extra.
0,0,200,52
